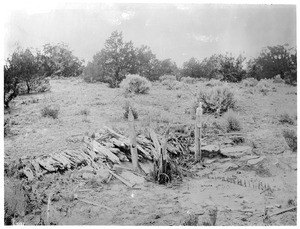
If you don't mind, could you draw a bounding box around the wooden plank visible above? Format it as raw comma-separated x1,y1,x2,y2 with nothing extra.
89,139,120,164
195,102,203,162
128,108,138,171
149,128,161,160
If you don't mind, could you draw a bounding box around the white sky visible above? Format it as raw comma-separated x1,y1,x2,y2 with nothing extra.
3,1,298,67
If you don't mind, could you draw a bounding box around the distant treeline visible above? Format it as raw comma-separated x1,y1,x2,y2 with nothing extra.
4,30,297,108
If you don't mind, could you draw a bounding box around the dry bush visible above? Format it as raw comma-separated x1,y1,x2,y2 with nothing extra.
123,101,138,120
181,76,197,84
223,110,242,132
5,180,27,225
159,75,177,82
79,107,91,116
273,74,285,84
242,78,258,87
282,128,297,152
205,79,223,87
165,81,184,90
279,112,295,125
256,79,276,95
41,105,60,119
181,212,198,226
198,86,236,114
120,74,151,94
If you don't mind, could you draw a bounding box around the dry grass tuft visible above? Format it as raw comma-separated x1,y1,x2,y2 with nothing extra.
282,128,297,152
41,105,60,119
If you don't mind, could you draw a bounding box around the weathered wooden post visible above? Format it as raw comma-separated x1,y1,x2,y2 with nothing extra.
128,107,138,171
195,102,203,163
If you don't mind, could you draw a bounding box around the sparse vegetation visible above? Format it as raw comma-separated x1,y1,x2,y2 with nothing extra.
282,128,297,152
273,74,285,84
4,117,11,137
279,112,295,125
120,74,151,94
198,86,236,114
205,79,223,87
160,75,177,83
181,76,196,84
79,107,91,116
223,110,242,132
242,78,258,87
181,212,198,226
41,105,60,119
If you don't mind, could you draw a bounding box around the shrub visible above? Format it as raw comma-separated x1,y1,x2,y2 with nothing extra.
282,129,297,152
279,112,295,125
181,212,198,226
120,74,151,94
123,101,138,120
165,81,184,90
273,74,285,84
223,110,242,132
198,86,236,114
159,75,177,82
41,105,60,119
79,107,90,116
242,78,258,87
256,79,276,95
18,76,51,95
181,76,196,84
205,79,224,87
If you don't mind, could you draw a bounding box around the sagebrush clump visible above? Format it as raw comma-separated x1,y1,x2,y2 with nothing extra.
256,79,276,95
273,74,285,84
205,79,223,87
181,76,196,84
41,105,60,119
159,75,177,82
223,110,242,132
198,86,236,114
242,78,258,87
120,74,151,94
282,129,297,152
181,212,198,226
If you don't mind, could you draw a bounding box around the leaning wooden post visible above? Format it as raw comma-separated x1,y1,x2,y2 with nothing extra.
195,102,203,163
128,107,138,171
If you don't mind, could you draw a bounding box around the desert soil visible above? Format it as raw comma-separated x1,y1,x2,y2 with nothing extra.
4,78,297,225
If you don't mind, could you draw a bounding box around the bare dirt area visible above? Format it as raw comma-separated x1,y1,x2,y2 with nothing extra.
4,78,297,226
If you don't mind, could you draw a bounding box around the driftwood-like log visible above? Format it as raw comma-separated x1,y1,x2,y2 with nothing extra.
269,206,297,217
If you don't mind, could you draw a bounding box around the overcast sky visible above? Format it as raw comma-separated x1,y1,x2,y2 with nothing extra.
4,3,297,67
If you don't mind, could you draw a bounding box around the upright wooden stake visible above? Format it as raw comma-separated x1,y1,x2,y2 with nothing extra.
195,102,203,163
128,107,138,171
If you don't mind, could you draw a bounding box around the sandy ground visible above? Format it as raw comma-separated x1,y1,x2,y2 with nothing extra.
4,78,297,225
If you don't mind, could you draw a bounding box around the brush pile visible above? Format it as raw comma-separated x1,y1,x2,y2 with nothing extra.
5,126,196,183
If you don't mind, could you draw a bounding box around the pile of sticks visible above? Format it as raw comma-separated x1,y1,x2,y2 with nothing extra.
5,126,193,181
